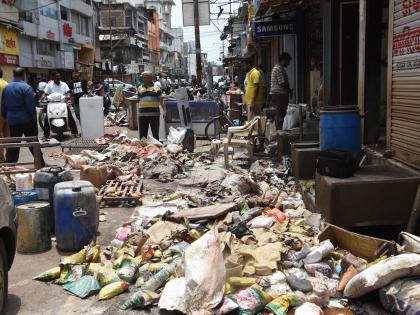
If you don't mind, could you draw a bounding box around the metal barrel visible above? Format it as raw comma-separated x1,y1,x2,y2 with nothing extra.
17,202,52,253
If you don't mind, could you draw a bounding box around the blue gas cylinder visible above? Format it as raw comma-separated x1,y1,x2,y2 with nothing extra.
54,180,98,251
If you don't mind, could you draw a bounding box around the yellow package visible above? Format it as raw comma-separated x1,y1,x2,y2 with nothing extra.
367,255,387,268
86,245,101,263
33,266,61,281
98,281,129,300
97,267,120,287
148,262,166,272
225,282,233,294
87,263,102,276
228,277,258,287
61,249,87,265
188,229,201,240
153,249,162,258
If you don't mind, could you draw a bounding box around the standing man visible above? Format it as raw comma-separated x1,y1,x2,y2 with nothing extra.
269,52,292,130
0,68,9,162
67,70,87,121
137,71,166,140
44,71,79,138
244,58,265,120
1,68,45,165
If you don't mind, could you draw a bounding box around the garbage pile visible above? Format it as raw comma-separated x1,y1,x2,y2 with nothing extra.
33,156,420,313
62,130,214,186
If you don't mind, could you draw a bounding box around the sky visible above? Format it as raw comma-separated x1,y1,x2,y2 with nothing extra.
171,0,240,63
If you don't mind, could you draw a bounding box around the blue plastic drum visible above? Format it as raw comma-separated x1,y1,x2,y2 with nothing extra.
320,106,362,164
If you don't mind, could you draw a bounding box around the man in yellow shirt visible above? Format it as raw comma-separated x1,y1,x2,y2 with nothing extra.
244,59,265,120
0,68,9,163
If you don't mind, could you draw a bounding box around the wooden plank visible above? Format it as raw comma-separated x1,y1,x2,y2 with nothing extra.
358,0,367,144
170,202,238,221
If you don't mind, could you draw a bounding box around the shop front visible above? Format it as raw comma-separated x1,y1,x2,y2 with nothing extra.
0,27,20,81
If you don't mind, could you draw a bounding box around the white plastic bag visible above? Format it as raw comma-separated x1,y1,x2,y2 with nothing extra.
344,253,420,298
158,277,187,312
167,126,187,144
295,302,324,315
303,240,334,264
184,229,226,314
282,104,300,131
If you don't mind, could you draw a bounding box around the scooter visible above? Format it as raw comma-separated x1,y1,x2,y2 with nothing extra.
45,93,69,141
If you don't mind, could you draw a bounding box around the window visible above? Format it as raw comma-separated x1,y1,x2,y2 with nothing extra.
36,40,55,56
39,5,58,19
60,6,68,20
125,11,132,28
80,15,89,36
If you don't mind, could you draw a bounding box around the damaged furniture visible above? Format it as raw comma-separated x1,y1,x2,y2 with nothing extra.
315,164,420,229
0,137,43,173
223,116,267,168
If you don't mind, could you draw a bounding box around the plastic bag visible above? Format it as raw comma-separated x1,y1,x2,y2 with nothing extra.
158,277,187,312
98,281,129,300
230,285,273,315
166,143,183,154
228,277,259,287
184,229,226,314
57,264,87,285
167,126,187,144
60,249,87,265
120,289,160,310
87,263,102,276
303,240,334,264
304,263,333,278
379,277,420,314
295,302,324,315
399,232,420,254
265,293,305,315
62,275,101,298
117,258,138,284
248,216,276,229
282,104,299,131
97,267,121,287
266,208,287,223
33,266,61,281
344,253,420,298
215,296,239,315
86,244,101,263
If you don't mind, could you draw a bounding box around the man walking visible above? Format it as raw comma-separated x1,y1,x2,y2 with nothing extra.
0,68,9,163
1,68,44,165
244,59,265,120
269,52,292,130
44,71,79,138
68,71,87,121
137,71,166,140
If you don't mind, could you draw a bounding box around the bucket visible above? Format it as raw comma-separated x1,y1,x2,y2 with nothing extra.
16,201,52,253
320,106,361,164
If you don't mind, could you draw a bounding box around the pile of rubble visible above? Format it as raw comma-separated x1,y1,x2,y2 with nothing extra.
33,145,420,314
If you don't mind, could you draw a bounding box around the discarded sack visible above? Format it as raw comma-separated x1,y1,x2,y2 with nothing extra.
379,277,420,314
98,281,129,300
344,253,420,298
33,267,61,281
184,229,226,314
158,277,187,312
62,275,101,298
230,284,273,315
121,289,160,310
294,302,324,315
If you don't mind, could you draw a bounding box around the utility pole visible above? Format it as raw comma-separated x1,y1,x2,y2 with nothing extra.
193,0,202,85
108,1,113,82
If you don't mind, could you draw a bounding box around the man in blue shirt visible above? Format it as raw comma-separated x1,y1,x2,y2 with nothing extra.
1,68,45,164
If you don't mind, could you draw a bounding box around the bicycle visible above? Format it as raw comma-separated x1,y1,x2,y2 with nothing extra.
205,93,246,141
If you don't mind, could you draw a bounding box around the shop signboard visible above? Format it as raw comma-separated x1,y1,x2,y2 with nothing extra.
0,53,19,65
37,55,55,68
0,27,19,55
254,19,296,38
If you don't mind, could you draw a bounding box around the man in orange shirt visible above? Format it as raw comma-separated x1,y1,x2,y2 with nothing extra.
0,68,9,163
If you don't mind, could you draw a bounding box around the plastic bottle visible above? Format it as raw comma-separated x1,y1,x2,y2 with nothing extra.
15,173,31,191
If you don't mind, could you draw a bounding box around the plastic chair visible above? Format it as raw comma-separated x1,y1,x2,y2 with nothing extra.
223,116,267,168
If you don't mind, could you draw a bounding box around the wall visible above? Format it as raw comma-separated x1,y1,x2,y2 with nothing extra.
18,35,34,68
0,2,18,25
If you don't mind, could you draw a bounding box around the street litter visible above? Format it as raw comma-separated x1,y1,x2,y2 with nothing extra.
30,131,419,314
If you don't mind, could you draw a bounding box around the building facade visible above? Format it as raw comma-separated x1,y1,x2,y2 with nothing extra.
0,1,20,82
16,0,95,81
97,1,149,82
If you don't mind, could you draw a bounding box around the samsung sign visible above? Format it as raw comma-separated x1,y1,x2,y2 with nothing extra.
254,20,296,38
